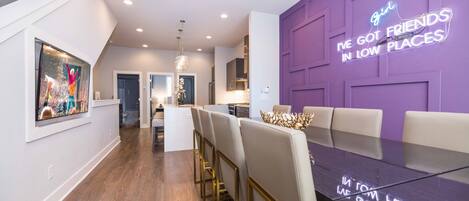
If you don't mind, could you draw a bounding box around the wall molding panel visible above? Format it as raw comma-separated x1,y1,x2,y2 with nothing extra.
345,71,442,111
290,9,330,72
289,82,330,112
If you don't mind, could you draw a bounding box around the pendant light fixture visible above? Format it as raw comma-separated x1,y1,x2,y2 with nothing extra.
175,20,189,72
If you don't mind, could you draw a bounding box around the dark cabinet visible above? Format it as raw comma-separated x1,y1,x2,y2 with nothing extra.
226,58,247,91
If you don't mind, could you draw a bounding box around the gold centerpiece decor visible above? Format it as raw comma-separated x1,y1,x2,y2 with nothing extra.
260,111,315,130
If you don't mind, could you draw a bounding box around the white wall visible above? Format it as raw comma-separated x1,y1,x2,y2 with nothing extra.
0,0,117,200
214,40,250,104
93,45,214,126
249,11,280,117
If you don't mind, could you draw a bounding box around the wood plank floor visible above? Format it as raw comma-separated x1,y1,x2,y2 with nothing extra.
65,128,202,201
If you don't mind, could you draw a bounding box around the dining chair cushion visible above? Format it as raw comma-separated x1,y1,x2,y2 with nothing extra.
332,108,383,138
240,119,316,201
204,104,229,114
273,105,292,113
211,112,248,201
303,106,334,129
403,111,469,153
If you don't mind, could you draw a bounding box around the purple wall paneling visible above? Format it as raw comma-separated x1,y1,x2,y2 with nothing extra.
280,0,469,140
290,82,330,113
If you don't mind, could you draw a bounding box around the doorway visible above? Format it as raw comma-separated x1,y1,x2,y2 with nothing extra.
147,72,174,125
178,74,196,105
113,71,143,128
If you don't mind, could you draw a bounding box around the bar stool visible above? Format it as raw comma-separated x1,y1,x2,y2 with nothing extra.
199,109,218,200
190,108,203,185
211,112,248,201
239,119,317,201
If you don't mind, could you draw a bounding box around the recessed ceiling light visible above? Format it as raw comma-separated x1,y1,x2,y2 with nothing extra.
197,48,202,52
206,35,212,39
142,44,148,48
220,13,229,19
136,28,143,32
123,0,133,5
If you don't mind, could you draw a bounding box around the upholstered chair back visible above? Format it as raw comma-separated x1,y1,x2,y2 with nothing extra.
211,112,249,201
303,106,334,129
273,105,292,113
403,111,469,153
240,119,316,201
332,108,383,138
199,109,217,165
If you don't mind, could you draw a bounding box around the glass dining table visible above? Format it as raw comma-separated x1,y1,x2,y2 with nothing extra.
303,126,469,201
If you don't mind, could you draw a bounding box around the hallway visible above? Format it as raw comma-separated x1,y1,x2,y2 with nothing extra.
65,128,201,201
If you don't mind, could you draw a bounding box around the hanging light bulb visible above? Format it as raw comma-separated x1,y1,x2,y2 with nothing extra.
175,20,189,72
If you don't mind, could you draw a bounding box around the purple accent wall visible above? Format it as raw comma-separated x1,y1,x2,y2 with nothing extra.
280,0,469,141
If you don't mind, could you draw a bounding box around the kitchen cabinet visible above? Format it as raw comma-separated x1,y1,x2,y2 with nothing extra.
226,58,246,91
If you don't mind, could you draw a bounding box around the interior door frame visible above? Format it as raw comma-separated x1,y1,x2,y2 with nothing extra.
146,72,175,126
113,70,144,128
177,72,197,105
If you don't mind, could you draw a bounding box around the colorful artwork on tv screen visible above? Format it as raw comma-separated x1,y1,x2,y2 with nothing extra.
35,39,91,122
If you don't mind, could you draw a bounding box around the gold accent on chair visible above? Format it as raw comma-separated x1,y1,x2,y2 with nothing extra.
202,139,217,200
193,130,202,184
216,150,240,201
247,177,276,201
260,111,315,130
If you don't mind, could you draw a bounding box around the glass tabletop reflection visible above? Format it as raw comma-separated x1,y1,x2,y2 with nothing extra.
334,167,469,201
304,126,469,200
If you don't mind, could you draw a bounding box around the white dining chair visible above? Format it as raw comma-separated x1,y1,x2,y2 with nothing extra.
273,105,291,113
403,111,469,153
204,104,229,114
303,106,334,129
240,119,317,201
332,108,383,138
211,112,249,201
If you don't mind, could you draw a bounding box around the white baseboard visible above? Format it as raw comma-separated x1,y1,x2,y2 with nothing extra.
141,123,150,128
43,136,121,201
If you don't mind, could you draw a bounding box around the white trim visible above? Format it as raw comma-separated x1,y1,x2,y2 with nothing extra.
24,26,94,142
177,73,198,105
146,72,175,126
113,70,144,128
43,136,121,201
0,0,70,44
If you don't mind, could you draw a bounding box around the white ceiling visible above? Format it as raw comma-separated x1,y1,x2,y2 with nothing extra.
104,0,299,52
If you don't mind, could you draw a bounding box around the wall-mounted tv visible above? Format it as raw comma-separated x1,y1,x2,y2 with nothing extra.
35,39,91,124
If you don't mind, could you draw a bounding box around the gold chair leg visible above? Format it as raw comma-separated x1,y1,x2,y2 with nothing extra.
200,159,206,200
193,131,199,184
212,170,217,201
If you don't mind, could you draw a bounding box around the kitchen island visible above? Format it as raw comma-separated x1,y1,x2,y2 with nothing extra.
164,105,198,152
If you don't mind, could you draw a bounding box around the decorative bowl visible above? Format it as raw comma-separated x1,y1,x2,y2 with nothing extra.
260,111,315,130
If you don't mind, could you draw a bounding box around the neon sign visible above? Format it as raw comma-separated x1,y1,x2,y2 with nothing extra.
370,1,397,26
337,175,404,201
337,7,453,63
